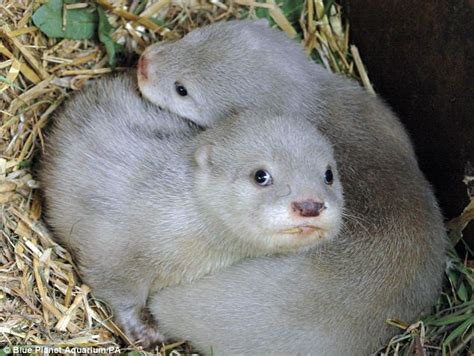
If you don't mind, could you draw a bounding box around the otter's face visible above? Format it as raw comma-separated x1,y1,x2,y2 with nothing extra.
137,20,312,127
138,43,224,126
193,117,344,254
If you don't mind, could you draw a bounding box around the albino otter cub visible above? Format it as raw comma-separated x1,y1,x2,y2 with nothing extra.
136,21,447,354
39,74,344,347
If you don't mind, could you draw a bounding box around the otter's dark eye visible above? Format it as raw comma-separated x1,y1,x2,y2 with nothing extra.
324,168,334,185
254,170,273,186
174,82,188,96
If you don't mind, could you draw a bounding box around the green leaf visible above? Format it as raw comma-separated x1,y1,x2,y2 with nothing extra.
150,17,166,26
447,268,459,288
132,0,148,15
428,313,471,326
442,316,473,346
0,76,23,91
457,281,469,302
18,160,32,169
97,7,116,68
32,0,98,40
279,0,304,25
255,7,273,23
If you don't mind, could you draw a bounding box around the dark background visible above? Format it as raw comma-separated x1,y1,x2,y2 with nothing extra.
343,0,474,248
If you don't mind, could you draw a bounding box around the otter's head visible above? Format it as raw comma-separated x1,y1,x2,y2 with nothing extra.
192,114,344,253
137,20,314,127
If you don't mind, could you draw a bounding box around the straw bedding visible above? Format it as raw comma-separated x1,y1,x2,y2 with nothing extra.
0,0,472,354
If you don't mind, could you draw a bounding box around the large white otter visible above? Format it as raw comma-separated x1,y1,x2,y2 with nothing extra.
39,74,344,347
138,21,448,354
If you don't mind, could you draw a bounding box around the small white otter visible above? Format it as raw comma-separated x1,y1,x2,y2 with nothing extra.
136,21,448,354
39,74,344,347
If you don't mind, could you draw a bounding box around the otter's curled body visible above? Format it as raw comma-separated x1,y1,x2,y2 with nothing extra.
40,73,344,347
138,21,448,355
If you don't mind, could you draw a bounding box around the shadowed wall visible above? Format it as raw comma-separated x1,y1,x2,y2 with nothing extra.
344,0,474,246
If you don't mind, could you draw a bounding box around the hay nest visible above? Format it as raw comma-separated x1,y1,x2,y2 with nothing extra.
0,0,472,354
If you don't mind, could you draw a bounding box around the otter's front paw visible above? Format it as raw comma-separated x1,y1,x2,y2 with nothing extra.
117,306,166,348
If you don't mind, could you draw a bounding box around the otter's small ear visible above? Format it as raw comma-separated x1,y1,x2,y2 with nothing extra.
194,144,214,168
253,19,270,28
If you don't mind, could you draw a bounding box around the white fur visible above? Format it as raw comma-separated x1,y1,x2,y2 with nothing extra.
39,73,343,347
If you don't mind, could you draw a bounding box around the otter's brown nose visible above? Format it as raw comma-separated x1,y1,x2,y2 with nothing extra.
138,55,149,80
292,200,325,217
